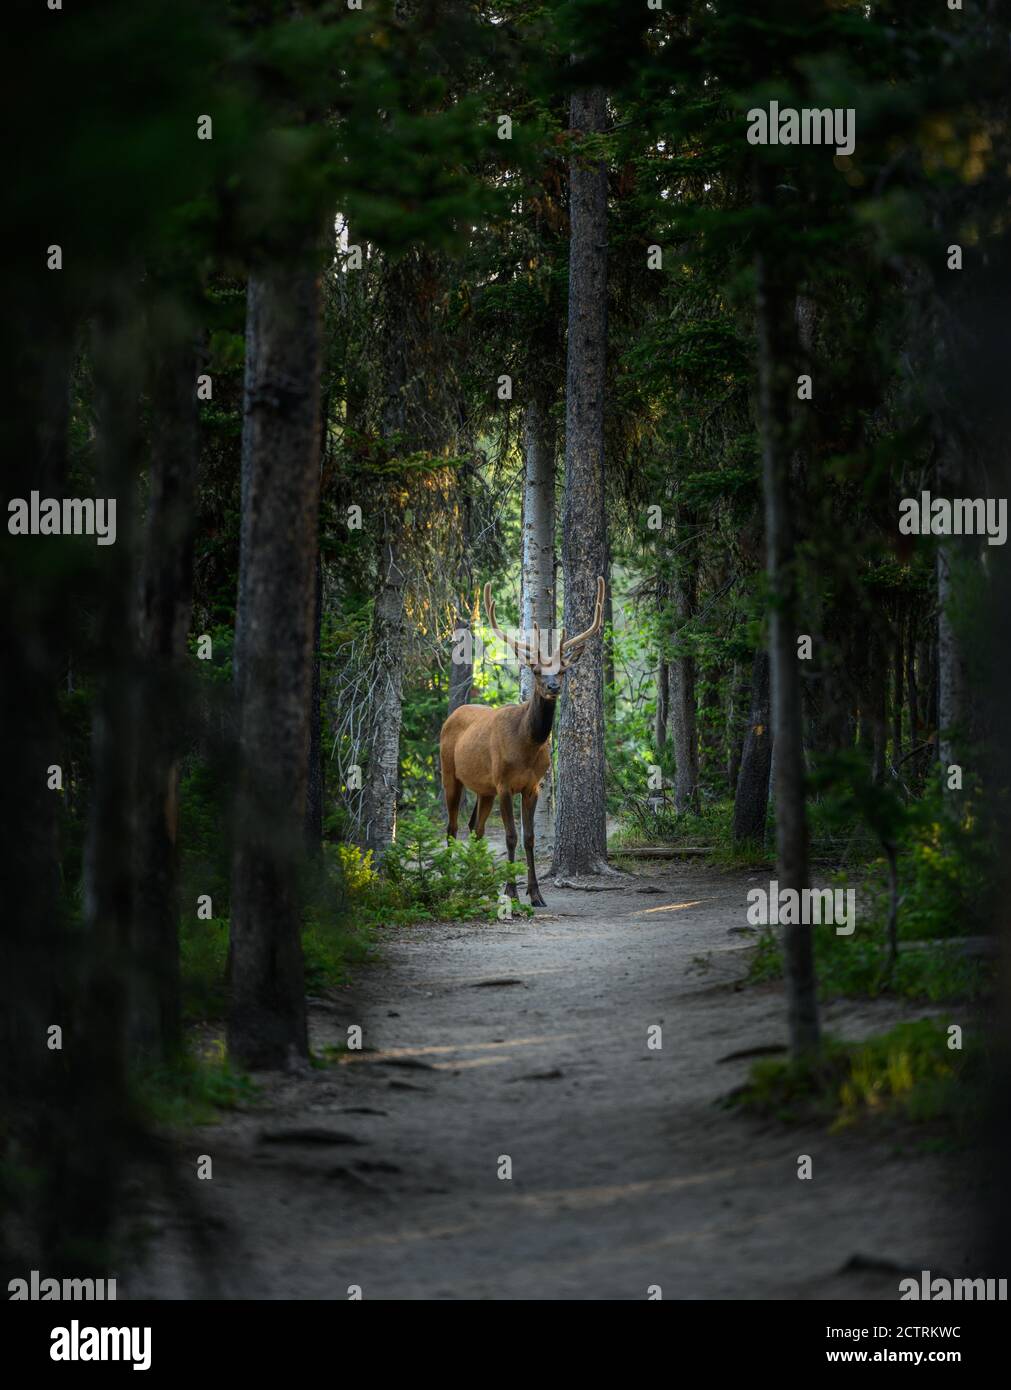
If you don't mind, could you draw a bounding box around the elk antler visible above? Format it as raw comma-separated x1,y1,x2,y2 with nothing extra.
559,575,606,670
483,583,540,668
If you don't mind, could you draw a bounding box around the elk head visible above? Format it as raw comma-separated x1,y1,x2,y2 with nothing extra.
483,575,606,700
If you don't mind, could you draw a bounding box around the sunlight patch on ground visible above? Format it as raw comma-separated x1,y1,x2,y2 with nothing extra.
337,1034,576,1064
626,898,713,916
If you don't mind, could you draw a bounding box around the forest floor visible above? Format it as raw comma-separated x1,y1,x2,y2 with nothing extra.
130,853,980,1301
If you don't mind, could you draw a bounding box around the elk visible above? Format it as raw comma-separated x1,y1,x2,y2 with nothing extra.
439,576,606,907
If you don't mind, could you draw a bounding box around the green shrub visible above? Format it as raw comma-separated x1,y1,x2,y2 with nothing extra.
727,1019,983,1141
132,1045,259,1130
180,916,230,1022
744,780,994,1002
379,811,528,922
300,843,376,991
178,810,524,1026
179,843,378,1021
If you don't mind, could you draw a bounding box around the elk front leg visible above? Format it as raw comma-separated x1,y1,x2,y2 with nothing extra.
499,790,519,899
521,790,546,907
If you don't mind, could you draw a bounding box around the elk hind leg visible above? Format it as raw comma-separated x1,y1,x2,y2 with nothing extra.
445,773,463,842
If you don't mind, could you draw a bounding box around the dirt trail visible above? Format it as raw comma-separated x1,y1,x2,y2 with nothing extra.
132,860,977,1301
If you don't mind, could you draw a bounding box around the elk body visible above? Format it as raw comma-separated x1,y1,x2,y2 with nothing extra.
439,577,605,907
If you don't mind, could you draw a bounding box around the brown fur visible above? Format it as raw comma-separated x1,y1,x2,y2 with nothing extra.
440,699,553,907
440,575,606,908
440,703,550,802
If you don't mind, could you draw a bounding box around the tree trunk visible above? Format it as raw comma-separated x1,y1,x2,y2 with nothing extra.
906,609,926,786
726,659,748,794
907,611,920,746
84,297,142,1055
72,294,141,1263
891,610,903,771
669,514,700,814
755,166,820,1057
1,304,132,1276
936,449,971,784
521,392,557,846
865,632,888,784
733,648,773,843
447,604,474,714
925,633,939,750
447,455,476,725
228,259,323,1070
304,551,324,853
552,86,612,881
655,657,669,753
363,250,441,855
132,309,199,1061
363,528,407,854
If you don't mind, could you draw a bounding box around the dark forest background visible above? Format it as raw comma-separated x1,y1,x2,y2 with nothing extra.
4,0,1011,1290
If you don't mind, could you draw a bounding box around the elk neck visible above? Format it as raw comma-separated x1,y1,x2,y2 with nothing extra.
522,686,558,746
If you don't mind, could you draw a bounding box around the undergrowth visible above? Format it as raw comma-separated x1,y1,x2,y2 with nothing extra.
180,810,527,1025
132,1044,260,1131
726,1018,983,1143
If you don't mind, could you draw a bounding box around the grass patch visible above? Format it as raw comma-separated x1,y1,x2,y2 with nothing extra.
180,916,230,1022
726,1019,983,1140
179,816,525,1024
132,1046,260,1131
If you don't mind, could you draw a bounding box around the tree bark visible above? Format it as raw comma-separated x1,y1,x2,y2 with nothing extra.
726,658,748,794
362,250,440,855
228,259,322,1070
1,304,132,1275
863,630,888,784
755,166,820,1057
447,453,477,723
84,297,142,1054
447,602,474,715
304,551,324,853
132,309,199,1060
906,609,926,785
363,527,406,854
440,388,477,816
69,294,141,1264
732,648,773,843
655,657,669,753
936,446,971,784
669,512,699,813
891,609,903,770
552,86,612,880
520,391,557,846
